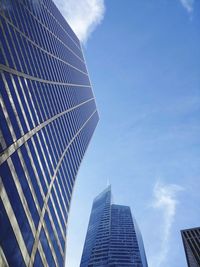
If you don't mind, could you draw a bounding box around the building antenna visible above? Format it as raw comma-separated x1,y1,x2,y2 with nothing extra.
107,178,110,187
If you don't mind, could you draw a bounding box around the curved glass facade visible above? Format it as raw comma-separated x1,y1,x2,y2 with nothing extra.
0,0,99,266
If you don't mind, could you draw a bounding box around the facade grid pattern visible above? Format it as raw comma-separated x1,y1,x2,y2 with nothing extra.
80,187,148,267
181,227,200,267
0,0,99,266
109,205,143,267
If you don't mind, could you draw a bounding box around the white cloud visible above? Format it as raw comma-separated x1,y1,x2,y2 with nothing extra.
54,0,105,43
179,0,195,13
150,181,183,267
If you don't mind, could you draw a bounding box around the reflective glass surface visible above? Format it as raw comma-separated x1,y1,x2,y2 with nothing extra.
0,0,99,266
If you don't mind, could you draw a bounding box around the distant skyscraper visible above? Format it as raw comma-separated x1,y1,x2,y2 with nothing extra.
0,0,98,266
80,187,148,267
181,227,200,267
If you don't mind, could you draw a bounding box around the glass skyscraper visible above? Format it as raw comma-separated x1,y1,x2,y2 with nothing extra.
0,0,98,266
181,227,200,267
80,187,148,267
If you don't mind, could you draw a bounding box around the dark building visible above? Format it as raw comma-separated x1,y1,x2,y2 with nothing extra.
0,0,99,266
80,187,148,267
181,227,200,267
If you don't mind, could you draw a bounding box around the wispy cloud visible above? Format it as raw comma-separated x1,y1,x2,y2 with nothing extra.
54,0,105,43
150,181,183,267
179,0,195,13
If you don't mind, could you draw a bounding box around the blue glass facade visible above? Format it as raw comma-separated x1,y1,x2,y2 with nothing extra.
0,0,99,266
109,205,148,267
80,187,148,267
80,186,111,267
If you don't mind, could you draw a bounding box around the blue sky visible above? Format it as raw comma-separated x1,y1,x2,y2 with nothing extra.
53,0,200,266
